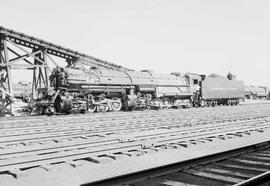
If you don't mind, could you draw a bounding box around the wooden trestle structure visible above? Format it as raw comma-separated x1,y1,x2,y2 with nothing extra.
0,26,128,114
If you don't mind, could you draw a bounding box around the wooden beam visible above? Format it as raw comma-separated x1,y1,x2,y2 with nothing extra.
7,47,33,65
0,52,5,64
37,68,44,88
39,67,47,88
0,81,7,92
7,39,45,65
3,41,13,93
0,64,48,68
2,71,7,83
32,67,37,98
43,53,50,87
45,52,61,67
0,40,4,64
9,50,41,64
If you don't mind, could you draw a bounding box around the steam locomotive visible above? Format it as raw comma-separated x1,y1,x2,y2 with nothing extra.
33,63,244,115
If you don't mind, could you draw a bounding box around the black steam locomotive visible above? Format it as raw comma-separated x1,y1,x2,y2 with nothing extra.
33,63,244,115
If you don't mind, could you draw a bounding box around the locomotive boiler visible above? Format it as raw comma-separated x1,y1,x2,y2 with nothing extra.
46,63,194,114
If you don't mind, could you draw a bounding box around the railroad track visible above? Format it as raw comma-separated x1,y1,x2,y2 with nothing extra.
0,103,269,186
0,105,269,150
109,141,270,186
0,104,268,133
1,120,268,172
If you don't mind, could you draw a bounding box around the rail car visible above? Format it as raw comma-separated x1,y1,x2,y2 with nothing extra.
186,73,245,107
13,81,32,102
32,63,245,115
244,86,269,100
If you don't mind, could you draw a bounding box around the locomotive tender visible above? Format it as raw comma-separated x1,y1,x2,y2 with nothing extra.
188,73,245,106
36,62,245,114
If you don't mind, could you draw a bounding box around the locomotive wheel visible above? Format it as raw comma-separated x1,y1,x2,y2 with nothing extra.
97,104,109,112
177,105,183,109
87,105,96,113
149,99,162,110
30,106,43,116
162,98,170,109
45,106,55,116
185,101,192,108
110,98,122,111
200,100,206,107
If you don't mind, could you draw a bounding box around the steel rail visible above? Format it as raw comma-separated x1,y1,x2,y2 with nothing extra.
82,140,270,186
0,116,267,148
0,113,266,138
234,170,270,186
0,104,269,185
0,110,268,146
0,125,268,173
0,120,267,158
0,104,267,128
0,106,268,131
0,118,264,153
0,102,266,122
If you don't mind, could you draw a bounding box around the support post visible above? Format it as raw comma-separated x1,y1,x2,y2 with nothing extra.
32,49,49,99
0,37,14,114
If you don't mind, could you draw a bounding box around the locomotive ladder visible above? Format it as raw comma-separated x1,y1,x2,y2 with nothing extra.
0,26,130,114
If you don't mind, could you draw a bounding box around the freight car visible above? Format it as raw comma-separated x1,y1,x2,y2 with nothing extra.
13,81,32,102
244,86,269,100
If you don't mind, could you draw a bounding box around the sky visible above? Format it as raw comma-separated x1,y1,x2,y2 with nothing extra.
0,0,270,87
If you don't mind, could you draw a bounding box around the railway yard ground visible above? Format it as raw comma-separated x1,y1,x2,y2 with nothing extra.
241,99,270,105
1,102,270,186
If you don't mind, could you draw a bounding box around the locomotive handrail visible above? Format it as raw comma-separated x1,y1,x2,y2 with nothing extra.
0,26,131,71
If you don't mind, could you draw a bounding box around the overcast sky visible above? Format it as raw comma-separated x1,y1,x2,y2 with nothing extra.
0,0,270,87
